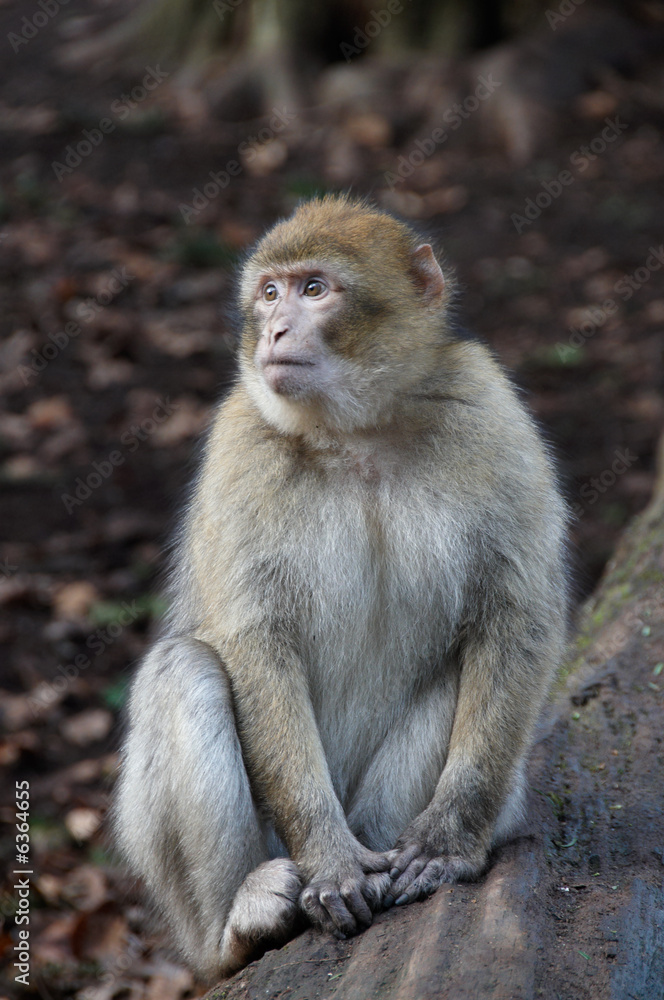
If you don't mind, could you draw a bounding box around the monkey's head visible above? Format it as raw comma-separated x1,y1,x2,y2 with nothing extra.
239,195,452,436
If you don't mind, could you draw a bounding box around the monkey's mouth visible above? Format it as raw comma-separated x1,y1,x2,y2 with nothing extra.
261,359,316,396
263,359,314,367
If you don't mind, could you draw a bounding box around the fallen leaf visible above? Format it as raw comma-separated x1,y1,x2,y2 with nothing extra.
2,454,42,479
72,902,128,962
0,412,32,448
65,807,104,842
60,709,114,746
345,113,391,148
27,396,74,430
242,138,288,176
61,865,110,911
144,962,194,999
33,913,78,966
53,581,100,620
150,398,209,446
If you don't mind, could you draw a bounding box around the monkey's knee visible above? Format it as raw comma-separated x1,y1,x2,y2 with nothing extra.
116,636,268,956
219,859,303,976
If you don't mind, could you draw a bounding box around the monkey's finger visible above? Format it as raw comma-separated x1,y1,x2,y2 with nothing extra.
388,842,421,879
364,871,392,910
361,850,391,873
300,887,346,937
394,859,446,906
319,888,358,937
340,885,373,927
390,855,428,897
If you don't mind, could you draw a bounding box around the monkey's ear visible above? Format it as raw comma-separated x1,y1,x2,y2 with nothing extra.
410,244,445,303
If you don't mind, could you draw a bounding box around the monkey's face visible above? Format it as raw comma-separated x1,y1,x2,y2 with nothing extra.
238,197,450,436
241,259,397,435
250,264,347,400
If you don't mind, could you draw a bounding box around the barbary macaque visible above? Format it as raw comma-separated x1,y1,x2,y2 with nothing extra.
116,195,568,980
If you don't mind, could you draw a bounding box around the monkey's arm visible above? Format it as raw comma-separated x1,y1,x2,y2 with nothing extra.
387,596,564,903
222,629,391,935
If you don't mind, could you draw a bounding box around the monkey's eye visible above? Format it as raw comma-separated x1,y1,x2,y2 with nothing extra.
263,283,278,302
303,279,325,297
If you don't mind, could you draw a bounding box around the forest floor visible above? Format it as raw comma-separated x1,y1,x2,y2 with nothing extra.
0,0,663,997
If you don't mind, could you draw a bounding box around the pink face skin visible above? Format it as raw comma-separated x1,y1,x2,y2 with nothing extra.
252,268,344,397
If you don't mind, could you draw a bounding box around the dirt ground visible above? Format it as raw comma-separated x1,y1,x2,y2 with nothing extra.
0,0,663,997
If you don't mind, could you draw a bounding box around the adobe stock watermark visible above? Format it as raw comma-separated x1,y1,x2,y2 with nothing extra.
511,116,628,233
1,554,18,578
384,74,501,189
16,267,135,386
29,602,142,715
546,0,585,31
557,245,664,362
213,0,244,20
570,448,638,520
340,0,403,63
52,66,169,181
61,396,178,514
178,106,296,224
8,0,70,53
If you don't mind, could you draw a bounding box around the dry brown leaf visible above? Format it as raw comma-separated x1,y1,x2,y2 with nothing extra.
33,913,78,966
61,864,110,911
0,740,19,766
574,90,618,120
217,218,258,248
0,413,32,448
422,185,468,215
35,873,66,907
379,189,425,218
27,396,74,430
65,807,104,842
345,112,391,148
60,708,114,746
72,902,128,965
645,300,664,323
39,424,88,463
144,962,195,1000
0,576,31,606
1,454,42,479
7,220,59,266
86,358,135,390
72,903,128,963
0,728,40,764
52,581,100,620
144,316,213,358
150,398,209,447
242,138,288,176
0,690,41,730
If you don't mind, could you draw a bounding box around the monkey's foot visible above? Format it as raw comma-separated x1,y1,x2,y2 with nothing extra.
385,843,486,907
220,858,302,975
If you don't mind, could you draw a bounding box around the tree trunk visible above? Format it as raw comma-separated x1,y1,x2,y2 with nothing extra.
205,456,664,1000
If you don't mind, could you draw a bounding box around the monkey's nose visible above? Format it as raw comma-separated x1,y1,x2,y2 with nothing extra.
268,322,289,345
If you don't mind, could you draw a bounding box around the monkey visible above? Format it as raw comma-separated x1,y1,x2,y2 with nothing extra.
115,194,568,982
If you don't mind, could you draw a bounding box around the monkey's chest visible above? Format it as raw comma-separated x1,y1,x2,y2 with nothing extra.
294,487,465,775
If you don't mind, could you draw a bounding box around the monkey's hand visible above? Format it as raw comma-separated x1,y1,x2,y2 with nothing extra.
385,812,488,908
299,843,392,938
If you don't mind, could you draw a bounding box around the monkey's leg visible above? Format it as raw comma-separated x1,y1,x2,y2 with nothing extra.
387,607,562,906
115,637,302,980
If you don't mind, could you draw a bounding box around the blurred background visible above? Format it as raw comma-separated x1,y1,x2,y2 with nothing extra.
0,0,663,996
